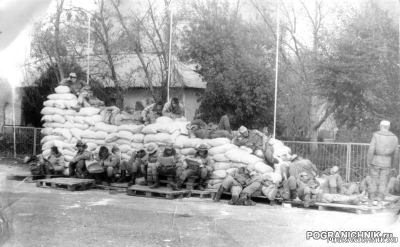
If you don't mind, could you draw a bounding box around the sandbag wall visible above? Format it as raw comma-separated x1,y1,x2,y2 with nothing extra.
40,86,293,185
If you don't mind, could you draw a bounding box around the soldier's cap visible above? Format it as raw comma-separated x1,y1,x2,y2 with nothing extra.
330,166,339,175
238,126,248,134
145,143,159,154
76,140,85,147
196,144,208,151
69,72,77,78
380,120,390,126
165,143,174,150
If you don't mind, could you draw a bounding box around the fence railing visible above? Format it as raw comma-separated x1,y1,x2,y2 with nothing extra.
0,126,43,157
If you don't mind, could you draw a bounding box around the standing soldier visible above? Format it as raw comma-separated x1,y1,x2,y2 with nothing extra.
367,120,399,207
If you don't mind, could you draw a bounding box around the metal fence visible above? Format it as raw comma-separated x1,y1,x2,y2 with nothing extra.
0,126,43,157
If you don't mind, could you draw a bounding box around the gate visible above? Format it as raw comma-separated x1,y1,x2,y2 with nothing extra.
0,126,43,157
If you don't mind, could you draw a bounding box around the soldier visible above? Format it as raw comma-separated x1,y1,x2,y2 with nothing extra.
162,97,185,119
213,167,251,204
387,173,400,196
59,72,86,96
68,141,92,178
175,144,211,191
119,148,148,186
141,101,164,124
366,120,399,207
232,126,265,157
97,146,120,186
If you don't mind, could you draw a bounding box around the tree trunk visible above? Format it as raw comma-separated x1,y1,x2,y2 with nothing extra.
309,95,319,156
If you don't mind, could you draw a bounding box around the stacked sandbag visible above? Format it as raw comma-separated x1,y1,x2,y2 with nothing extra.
269,138,292,160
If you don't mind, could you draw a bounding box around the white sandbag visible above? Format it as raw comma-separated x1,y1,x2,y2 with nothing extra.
105,133,119,143
61,149,77,157
206,178,225,186
211,170,227,179
231,163,247,169
155,116,173,124
42,149,51,157
63,99,79,109
274,146,292,158
63,109,78,116
117,124,144,134
118,131,135,141
43,122,64,128
52,128,63,136
69,138,78,144
269,138,285,149
81,138,106,146
54,85,71,94
213,162,232,171
119,144,132,153
225,149,253,163
130,134,145,143
254,162,273,174
41,115,53,122
247,163,255,172
64,155,74,162
70,128,83,141
60,129,73,142
208,144,238,156
83,115,103,126
213,153,230,162
130,142,144,150
58,140,76,152
141,123,163,134
42,140,55,150
77,107,101,117
240,146,253,154
173,121,190,136
64,115,75,123
263,172,282,183
174,117,187,122
163,123,181,134
92,122,118,133
62,122,88,130
182,138,203,148
86,143,98,152
63,169,69,175
94,131,108,140
207,138,231,147
226,167,239,174
240,154,264,166
115,139,131,145
47,93,77,101
121,153,131,160
174,135,189,149
178,148,197,156
81,130,96,139
41,135,65,144
41,128,53,136
43,100,66,109
144,133,176,144
73,116,85,124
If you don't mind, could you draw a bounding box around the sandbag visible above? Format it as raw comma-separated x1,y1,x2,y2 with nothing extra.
172,121,190,136
77,107,101,117
41,128,53,136
182,138,203,148
64,155,74,162
60,129,73,142
130,134,145,143
63,99,79,109
63,169,69,175
121,153,131,160
269,138,285,150
155,116,173,124
47,93,77,101
41,135,65,144
130,142,144,150
231,163,247,169
52,128,63,136
92,122,119,133
42,149,51,157
119,144,132,153
207,138,231,147
144,133,175,144
208,144,238,156
54,85,71,94
64,115,75,123
94,131,108,140
83,115,103,126
43,122,63,129
178,148,196,156
226,168,239,174
70,128,83,141
162,123,181,134
240,154,264,166
115,139,131,145
225,149,253,163
174,135,189,149
240,146,253,154
174,117,187,122
254,162,274,174
274,146,292,158
206,178,225,186
81,130,96,139
212,162,232,171
73,116,85,124
210,170,227,179
81,138,107,146
141,123,163,134
69,138,78,144
117,131,135,141
41,115,53,122
117,124,144,134
263,172,282,183
61,149,77,157
43,100,66,109
105,133,119,143
86,143,98,152
213,153,231,162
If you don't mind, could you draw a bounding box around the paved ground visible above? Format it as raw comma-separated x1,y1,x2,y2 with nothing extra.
0,157,399,247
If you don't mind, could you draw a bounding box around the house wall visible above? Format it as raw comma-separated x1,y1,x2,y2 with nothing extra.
123,88,203,121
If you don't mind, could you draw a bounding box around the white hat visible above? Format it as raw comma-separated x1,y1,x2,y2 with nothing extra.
238,126,248,134
380,120,390,126
69,72,77,78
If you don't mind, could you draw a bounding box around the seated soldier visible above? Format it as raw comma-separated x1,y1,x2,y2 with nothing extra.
149,143,182,189
213,167,251,204
174,144,211,191
28,154,55,176
319,166,359,196
387,173,400,196
187,123,233,140
141,101,164,125
232,126,265,156
59,72,86,96
97,146,120,186
47,146,66,174
235,172,273,206
68,141,92,178
316,191,365,205
162,97,185,119
25,147,65,175
119,148,148,186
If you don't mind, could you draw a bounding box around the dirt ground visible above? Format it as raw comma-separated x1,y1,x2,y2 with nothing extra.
0,157,399,247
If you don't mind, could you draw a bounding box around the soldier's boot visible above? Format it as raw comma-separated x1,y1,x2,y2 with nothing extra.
290,189,300,201
244,196,257,206
235,195,247,205
367,193,374,207
176,178,184,190
213,185,225,203
303,193,313,208
149,175,160,189
103,176,111,186
198,179,205,191
127,174,137,187
116,170,126,183
228,195,240,205
330,187,338,194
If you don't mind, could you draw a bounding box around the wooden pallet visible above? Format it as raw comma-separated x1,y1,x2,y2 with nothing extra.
6,172,67,182
36,178,95,191
127,185,191,200
94,184,128,194
189,190,213,199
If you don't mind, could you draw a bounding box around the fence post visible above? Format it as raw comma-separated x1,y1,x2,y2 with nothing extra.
346,143,351,181
33,128,37,155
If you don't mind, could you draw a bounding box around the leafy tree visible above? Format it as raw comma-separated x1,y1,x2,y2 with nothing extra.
182,0,277,130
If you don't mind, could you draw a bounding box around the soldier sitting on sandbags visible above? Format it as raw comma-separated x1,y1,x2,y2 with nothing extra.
95,146,120,186
213,166,252,204
68,141,92,179
234,171,276,206
59,72,87,96
173,144,212,191
141,101,164,125
232,126,264,157
148,143,183,189
162,97,185,119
